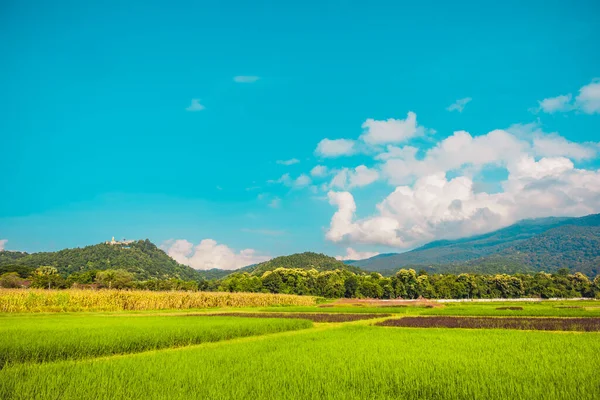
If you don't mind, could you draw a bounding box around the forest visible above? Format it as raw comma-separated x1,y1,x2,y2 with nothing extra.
1,265,598,299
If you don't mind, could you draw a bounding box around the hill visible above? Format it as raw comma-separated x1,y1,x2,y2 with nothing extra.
350,214,600,276
243,252,365,276
0,240,203,281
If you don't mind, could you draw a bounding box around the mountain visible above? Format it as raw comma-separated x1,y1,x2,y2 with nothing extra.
350,214,600,276
242,252,365,276
0,240,204,281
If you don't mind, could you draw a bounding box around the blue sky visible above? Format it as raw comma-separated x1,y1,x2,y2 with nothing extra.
1,0,599,269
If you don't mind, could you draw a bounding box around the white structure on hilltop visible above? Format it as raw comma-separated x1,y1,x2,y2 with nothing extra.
105,236,135,246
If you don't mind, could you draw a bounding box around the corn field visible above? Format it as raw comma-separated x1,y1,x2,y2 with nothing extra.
0,289,316,312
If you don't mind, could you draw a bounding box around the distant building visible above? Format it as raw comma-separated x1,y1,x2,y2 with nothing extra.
105,236,135,246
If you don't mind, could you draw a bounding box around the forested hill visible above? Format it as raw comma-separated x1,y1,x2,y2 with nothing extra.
0,240,203,281
350,213,600,277
242,252,365,276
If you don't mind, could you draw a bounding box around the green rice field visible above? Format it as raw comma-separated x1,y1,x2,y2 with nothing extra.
1,299,599,399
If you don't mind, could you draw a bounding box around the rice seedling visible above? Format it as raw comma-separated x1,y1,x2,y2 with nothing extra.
0,314,312,367
1,325,598,400
377,316,600,331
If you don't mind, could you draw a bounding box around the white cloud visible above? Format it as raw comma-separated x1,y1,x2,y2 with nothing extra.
294,174,312,187
507,122,596,161
315,138,356,157
268,173,311,188
379,129,528,185
0,239,7,251
277,158,300,166
310,165,329,177
575,79,600,114
537,79,600,114
360,112,430,145
185,99,205,111
335,247,380,261
268,173,292,185
330,165,379,189
233,76,260,83
161,239,271,270
538,94,572,113
326,158,600,248
446,97,472,113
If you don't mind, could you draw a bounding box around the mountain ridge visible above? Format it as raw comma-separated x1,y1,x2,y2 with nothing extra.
349,213,600,276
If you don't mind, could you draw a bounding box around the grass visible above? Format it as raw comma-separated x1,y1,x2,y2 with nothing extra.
0,289,317,312
1,325,598,400
0,314,312,367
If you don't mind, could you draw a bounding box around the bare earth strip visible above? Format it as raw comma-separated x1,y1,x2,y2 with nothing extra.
201,312,391,322
377,316,600,331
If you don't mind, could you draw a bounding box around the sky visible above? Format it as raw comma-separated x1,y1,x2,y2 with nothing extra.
1,0,600,269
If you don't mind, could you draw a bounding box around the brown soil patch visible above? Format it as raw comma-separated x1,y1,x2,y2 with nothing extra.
377,316,600,331
496,307,523,310
201,312,390,323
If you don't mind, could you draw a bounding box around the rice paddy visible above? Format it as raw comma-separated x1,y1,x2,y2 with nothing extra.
0,314,312,367
1,296,599,399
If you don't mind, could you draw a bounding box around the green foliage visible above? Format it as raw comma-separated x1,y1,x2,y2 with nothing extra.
211,267,600,299
30,266,66,289
0,273,24,288
246,252,364,275
95,269,134,289
0,240,204,281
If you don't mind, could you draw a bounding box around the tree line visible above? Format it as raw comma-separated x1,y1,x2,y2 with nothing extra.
1,266,599,299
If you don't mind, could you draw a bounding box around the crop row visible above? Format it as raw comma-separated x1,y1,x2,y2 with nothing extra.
204,312,390,322
0,315,312,367
377,316,600,331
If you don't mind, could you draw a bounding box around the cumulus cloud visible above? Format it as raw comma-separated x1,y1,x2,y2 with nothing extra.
0,239,6,251
330,165,379,189
335,247,380,261
361,112,429,145
575,79,600,114
294,174,312,187
315,138,356,157
233,76,260,83
379,129,527,185
310,165,329,177
276,158,300,166
326,157,600,248
161,239,271,270
537,79,600,114
538,94,572,113
446,97,472,113
185,99,205,111
507,122,596,161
